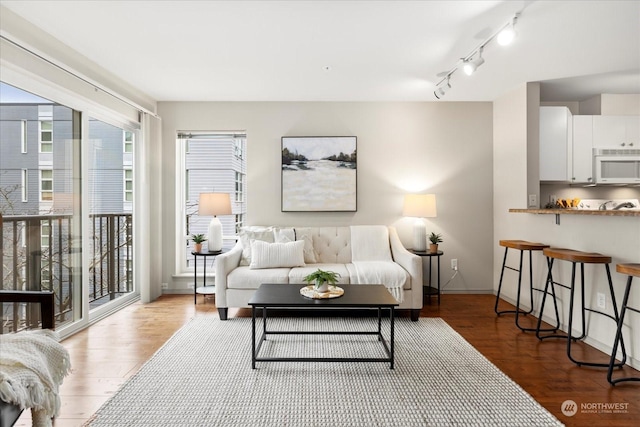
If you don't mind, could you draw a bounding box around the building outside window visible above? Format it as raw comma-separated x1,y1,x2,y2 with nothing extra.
123,130,133,153
235,171,244,202
21,169,28,202
124,169,133,202
40,169,53,201
41,223,50,248
39,120,53,152
21,120,27,153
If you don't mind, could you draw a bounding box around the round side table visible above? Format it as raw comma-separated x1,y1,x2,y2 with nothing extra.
411,250,443,304
192,249,224,304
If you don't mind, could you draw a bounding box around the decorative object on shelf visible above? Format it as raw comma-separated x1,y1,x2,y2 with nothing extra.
428,232,443,253
299,285,345,299
191,233,206,253
198,193,232,252
281,136,357,212
403,194,437,252
302,268,341,293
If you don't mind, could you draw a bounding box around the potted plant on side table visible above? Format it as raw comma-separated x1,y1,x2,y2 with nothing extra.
303,269,341,293
191,233,207,253
428,232,442,253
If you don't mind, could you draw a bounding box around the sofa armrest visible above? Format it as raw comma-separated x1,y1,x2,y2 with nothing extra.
388,227,423,306
214,242,243,308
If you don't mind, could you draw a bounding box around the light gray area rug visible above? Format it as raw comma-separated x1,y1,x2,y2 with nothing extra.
86,316,564,426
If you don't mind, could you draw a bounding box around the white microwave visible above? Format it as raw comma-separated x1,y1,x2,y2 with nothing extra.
594,148,640,184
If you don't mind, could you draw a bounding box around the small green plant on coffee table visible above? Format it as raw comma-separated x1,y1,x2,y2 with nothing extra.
303,269,341,290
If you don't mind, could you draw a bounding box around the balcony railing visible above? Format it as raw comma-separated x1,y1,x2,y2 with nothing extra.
0,213,132,333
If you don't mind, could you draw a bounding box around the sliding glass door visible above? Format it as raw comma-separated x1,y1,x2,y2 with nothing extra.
86,117,137,312
1,82,82,331
1,81,139,333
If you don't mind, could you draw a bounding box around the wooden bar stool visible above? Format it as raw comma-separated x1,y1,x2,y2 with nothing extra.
495,240,553,332
608,263,640,385
536,248,627,368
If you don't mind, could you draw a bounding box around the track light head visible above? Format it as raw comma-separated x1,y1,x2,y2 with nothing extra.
497,15,518,46
462,50,485,76
434,78,451,99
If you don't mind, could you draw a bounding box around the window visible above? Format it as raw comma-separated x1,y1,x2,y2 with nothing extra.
178,132,247,272
123,130,133,153
40,169,53,201
39,120,53,152
21,169,28,202
235,214,244,234
21,120,27,153
41,223,50,248
235,171,244,202
124,169,133,202
234,138,244,158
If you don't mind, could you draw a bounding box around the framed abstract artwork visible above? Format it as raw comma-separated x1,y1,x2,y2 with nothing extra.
281,136,357,212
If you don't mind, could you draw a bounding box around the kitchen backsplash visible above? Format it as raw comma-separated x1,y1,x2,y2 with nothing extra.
540,183,640,208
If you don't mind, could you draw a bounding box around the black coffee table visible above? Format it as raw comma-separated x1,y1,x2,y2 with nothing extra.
248,283,399,369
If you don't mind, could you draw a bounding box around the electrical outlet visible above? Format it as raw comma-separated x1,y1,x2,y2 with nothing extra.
528,194,537,207
161,283,168,290
451,259,458,271
597,292,606,309
550,194,557,204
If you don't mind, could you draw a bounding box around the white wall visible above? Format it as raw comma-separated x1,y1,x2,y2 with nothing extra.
157,101,494,295
494,84,640,369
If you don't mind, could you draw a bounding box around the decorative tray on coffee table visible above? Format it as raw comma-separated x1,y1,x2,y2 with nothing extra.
299,285,344,299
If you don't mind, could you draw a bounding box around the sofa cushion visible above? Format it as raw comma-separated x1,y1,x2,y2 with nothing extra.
238,227,275,266
295,227,351,264
250,240,305,269
289,264,351,285
227,266,291,289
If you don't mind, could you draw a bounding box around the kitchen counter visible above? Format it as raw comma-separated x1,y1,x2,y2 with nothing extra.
509,208,640,217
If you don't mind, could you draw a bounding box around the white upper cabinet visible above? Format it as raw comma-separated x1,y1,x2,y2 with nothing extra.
593,116,640,148
572,116,594,183
539,107,571,181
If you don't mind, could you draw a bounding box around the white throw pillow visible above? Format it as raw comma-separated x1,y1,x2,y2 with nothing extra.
273,227,295,242
299,235,317,264
274,230,317,264
249,240,306,269
239,228,275,266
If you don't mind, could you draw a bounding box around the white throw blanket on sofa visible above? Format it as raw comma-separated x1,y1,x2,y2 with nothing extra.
0,329,71,427
350,225,406,302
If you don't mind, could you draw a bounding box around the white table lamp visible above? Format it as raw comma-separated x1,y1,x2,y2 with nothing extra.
199,193,232,252
403,194,437,252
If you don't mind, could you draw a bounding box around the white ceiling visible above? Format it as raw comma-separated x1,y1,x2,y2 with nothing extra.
1,0,639,103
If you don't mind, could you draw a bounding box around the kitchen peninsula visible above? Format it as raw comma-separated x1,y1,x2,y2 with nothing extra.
510,208,640,217
501,201,639,372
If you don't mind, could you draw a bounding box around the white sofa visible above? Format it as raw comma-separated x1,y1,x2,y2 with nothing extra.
215,225,423,320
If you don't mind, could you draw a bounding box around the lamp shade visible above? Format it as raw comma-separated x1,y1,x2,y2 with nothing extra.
198,193,232,216
403,194,437,218
403,194,437,252
198,193,232,252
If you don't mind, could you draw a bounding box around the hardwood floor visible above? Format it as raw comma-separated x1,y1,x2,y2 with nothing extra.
16,293,639,427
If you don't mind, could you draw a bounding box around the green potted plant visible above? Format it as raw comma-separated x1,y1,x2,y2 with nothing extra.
302,269,341,292
191,233,207,253
428,232,442,253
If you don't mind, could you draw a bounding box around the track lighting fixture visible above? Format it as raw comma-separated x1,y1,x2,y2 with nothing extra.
434,77,451,99
497,15,518,46
462,48,485,76
433,12,521,99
